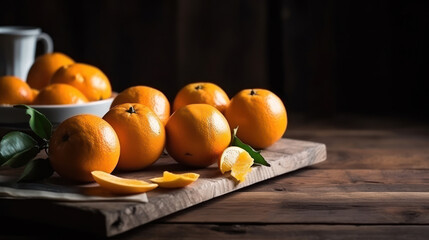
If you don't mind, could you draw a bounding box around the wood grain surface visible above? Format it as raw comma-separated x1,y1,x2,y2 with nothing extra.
0,115,428,239
0,138,326,237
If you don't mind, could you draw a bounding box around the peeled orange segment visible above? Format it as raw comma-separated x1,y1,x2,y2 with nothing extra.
231,155,254,182
150,171,200,188
218,146,254,182
91,171,158,195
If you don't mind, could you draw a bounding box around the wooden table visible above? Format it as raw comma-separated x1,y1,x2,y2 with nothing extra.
1,114,428,239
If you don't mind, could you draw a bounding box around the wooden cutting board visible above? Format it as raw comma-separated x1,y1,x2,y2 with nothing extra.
0,138,326,237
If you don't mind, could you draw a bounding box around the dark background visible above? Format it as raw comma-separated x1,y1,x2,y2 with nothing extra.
1,0,428,120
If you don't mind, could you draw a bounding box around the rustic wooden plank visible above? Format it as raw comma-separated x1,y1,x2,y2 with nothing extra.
116,224,429,240
248,169,429,192
0,138,326,237
165,191,429,224
1,219,428,240
319,149,429,169
285,128,429,169
286,129,429,150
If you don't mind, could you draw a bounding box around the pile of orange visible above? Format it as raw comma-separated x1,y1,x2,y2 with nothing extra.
46,79,287,187
0,52,112,106
0,52,288,190
167,82,287,156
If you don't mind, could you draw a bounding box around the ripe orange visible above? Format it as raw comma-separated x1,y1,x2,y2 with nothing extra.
173,82,230,113
49,114,120,182
32,83,88,105
224,89,287,149
31,88,40,100
110,86,170,125
50,63,112,101
0,76,33,105
165,104,231,168
102,103,166,171
26,52,75,90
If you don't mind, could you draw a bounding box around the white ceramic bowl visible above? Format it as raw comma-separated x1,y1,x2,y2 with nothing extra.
0,94,116,128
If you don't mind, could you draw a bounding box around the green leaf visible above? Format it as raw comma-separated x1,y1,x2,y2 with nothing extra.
1,147,39,168
0,131,38,165
230,127,271,167
14,104,52,140
18,158,54,182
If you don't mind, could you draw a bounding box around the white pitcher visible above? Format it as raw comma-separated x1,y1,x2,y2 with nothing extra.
0,26,53,80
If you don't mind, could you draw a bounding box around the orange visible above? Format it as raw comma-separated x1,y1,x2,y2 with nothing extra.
102,103,166,171
165,104,231,168
32,83,88,105
218,146,254,182
91,171,158,195
173,82,230,113
0,76,33,105
224,89,287,149
231,153,253,182
218,146,251,173
150,171,199,188
51,63,112,101
26,52,74,90
49,114,120,182
110,86,170,125
31,88,39,100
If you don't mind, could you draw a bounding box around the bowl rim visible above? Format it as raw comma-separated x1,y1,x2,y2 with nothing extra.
0,92,117,109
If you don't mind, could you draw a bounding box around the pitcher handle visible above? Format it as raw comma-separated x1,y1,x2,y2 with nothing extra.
37,32,53,54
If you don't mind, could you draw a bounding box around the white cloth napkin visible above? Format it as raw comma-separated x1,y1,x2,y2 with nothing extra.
0,175,148,203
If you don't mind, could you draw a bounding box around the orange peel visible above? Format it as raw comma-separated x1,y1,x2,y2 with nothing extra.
150,171,199,188
91,171,158,195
